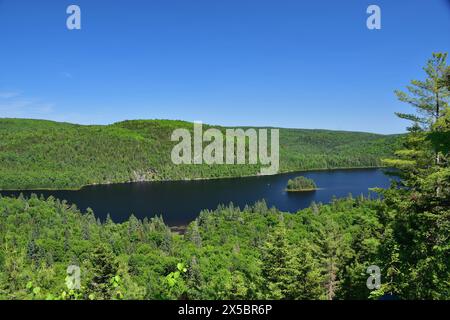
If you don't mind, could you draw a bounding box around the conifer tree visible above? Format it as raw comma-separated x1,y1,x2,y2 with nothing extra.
380,52,450,299
286,243,324,299
261,218,294,299
88,245,119,299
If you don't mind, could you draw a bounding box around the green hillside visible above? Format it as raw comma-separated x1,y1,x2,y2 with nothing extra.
0,194,395,300
0,118,401,190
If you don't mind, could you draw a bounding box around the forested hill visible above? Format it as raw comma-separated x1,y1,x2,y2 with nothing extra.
0,194,389,300
0,118,401,190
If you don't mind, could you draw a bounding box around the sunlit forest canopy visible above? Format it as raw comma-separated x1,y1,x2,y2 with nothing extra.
0,119,401,190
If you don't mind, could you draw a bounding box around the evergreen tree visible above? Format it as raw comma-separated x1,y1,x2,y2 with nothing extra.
380,52,450,299
186,256,203,299
261,218,294,299
286,243,324,299
394,53,448,128
88,245,119,299
317,220,345,300
186,220,202,248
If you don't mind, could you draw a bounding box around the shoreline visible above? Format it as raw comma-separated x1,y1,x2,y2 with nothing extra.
285,188,318,192
0,166,388,192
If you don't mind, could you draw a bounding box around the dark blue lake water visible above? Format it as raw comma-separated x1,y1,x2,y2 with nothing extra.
1,168,393,226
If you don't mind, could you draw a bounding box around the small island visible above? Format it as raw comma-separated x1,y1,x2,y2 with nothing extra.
286,176,317,192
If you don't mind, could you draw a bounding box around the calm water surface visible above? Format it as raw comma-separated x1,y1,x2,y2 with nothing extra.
1,168,393,226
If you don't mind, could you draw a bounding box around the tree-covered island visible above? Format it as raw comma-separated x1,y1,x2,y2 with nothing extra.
286,176,317,192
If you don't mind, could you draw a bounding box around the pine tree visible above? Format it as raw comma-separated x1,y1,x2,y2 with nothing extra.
27,228,40,264
380,52,450,299
286,243,324,299
88,245,119,299
186,220,202,248
394,53,448,128
317,220,344,300
261,217,294,299
186,256,203,299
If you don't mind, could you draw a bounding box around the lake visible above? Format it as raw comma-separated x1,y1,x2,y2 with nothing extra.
0,168,393,226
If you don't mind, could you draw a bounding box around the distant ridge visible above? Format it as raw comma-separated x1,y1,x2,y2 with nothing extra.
0,118,401,190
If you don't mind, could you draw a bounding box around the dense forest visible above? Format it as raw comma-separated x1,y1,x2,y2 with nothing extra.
0,194,394,300
0,53,448,300
0,118,400,190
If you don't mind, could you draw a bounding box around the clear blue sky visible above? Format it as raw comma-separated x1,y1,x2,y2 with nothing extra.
1,0,449,134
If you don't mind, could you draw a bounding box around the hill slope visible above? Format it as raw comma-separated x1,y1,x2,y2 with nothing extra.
0,118,401,190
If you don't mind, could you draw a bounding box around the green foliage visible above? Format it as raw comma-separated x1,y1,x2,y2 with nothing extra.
379,52,450,299
0,194,390,300
286,176,317,191
163,262,188,299
87,245,120,300
0,118,400,190
394,52,449,129
261,218,292,299
0,53,447,301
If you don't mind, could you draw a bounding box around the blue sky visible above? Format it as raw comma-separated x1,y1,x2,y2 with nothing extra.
0,0,449,134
